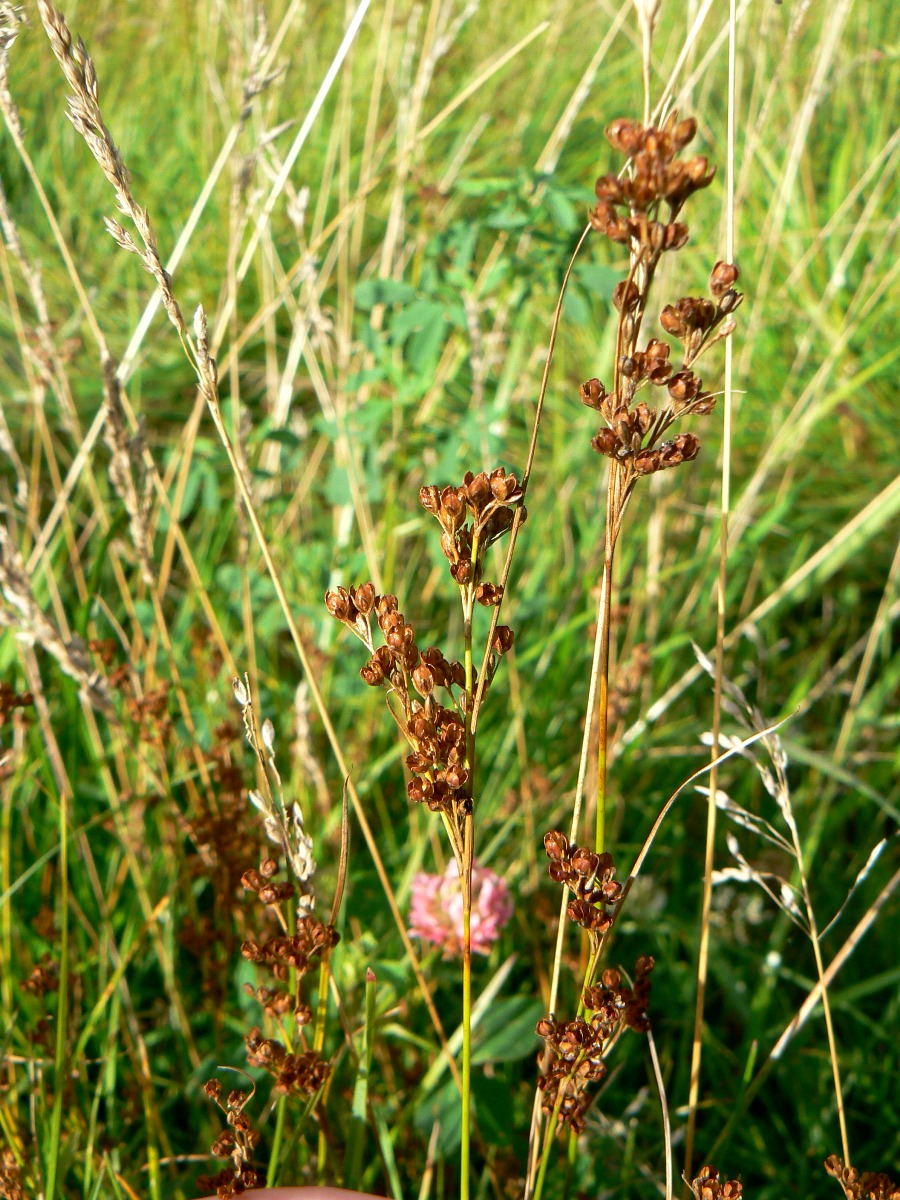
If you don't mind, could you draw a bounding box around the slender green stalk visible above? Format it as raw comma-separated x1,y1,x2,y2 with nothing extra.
459,531,480,1200
683,0,738,1183
461,845,473,1200
594,469,619,854
267,1097,288,1187
44,790,68,1200
532,1090,566,1200
346,968,378,1190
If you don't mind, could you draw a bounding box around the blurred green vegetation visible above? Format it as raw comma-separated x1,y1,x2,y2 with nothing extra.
0,2,897,1199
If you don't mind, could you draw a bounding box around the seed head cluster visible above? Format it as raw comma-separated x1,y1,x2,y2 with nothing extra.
536,957,654,1133
582,114,742,487
825,1157,900,1200
238,858,337,1093
325,473,520,827
543,830,623,940
691,1165,744,1200
419,467,525,596
197,1080,260,1198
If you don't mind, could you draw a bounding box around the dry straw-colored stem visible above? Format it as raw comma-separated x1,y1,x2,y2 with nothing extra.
36,0,460,1088
683,0,738,1182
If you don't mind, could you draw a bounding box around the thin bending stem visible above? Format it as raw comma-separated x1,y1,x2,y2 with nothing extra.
683,0,738,1183
595,466,619,853
471,224,593,736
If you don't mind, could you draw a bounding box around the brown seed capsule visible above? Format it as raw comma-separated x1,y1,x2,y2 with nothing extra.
462,470,491,512
324,587,353,621
441,487,466,530
490,468,520,502
492,626,514,655
412,665,434,696
451,558,473,585
580,378,606,410
605,117,642,155
709,259,739,297
659,304,684,337
351,582,376,615
633,448,661,475
420,485,441,513
663,222,689,251
444,765,469,790
668,370,702,403
604,215,631,244
475,582,503,606
571,847,600,878
591,428,622,459
672,116,697,150
376,594,398,620
594,174,624,203
613,280,641,312
544,830,569,861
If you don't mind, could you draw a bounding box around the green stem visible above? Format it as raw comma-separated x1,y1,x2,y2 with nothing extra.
595,469,619,854
532,1093,564,1200
313,954,330,1054
45,792,69,1200
460,556,478,1200
461,849,473,1200
267,1096,287,1187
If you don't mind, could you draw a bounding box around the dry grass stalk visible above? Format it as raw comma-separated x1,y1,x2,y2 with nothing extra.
0,525,111,713
100,358,155,587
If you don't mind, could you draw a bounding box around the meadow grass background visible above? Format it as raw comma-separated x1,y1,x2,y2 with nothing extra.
0,1,898,1198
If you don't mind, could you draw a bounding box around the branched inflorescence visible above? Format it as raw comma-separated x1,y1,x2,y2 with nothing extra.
691,1166,744,1200
543,830,623,939
325,470,522,841
531,114,740,1158
826,1158,900,1200
582,114,742,500
536,831,653,1132
238,858,337,1095
536,957,654,1134
198,1081,261,1198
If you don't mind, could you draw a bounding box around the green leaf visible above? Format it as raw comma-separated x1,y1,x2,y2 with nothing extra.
354,279,418,310
390,298,446,342
576,261,619,302
472,995,542,1064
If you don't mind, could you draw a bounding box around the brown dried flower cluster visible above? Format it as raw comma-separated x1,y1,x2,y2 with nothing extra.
21,956,59,998
0,1148,24,1200
691,1165,744,1200
240,859,336,1017
241,909,338,983
237,859,335,1094
535,957,654,1132
582,114,742,486
419,468,525,596
326,561,514,825
244,1026,329,1097
825,1157,900,1200
197,1079,260,1198
543,830,623,939
0,680,32,727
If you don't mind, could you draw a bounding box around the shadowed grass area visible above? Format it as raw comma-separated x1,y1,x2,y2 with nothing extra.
0,2,897,1199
